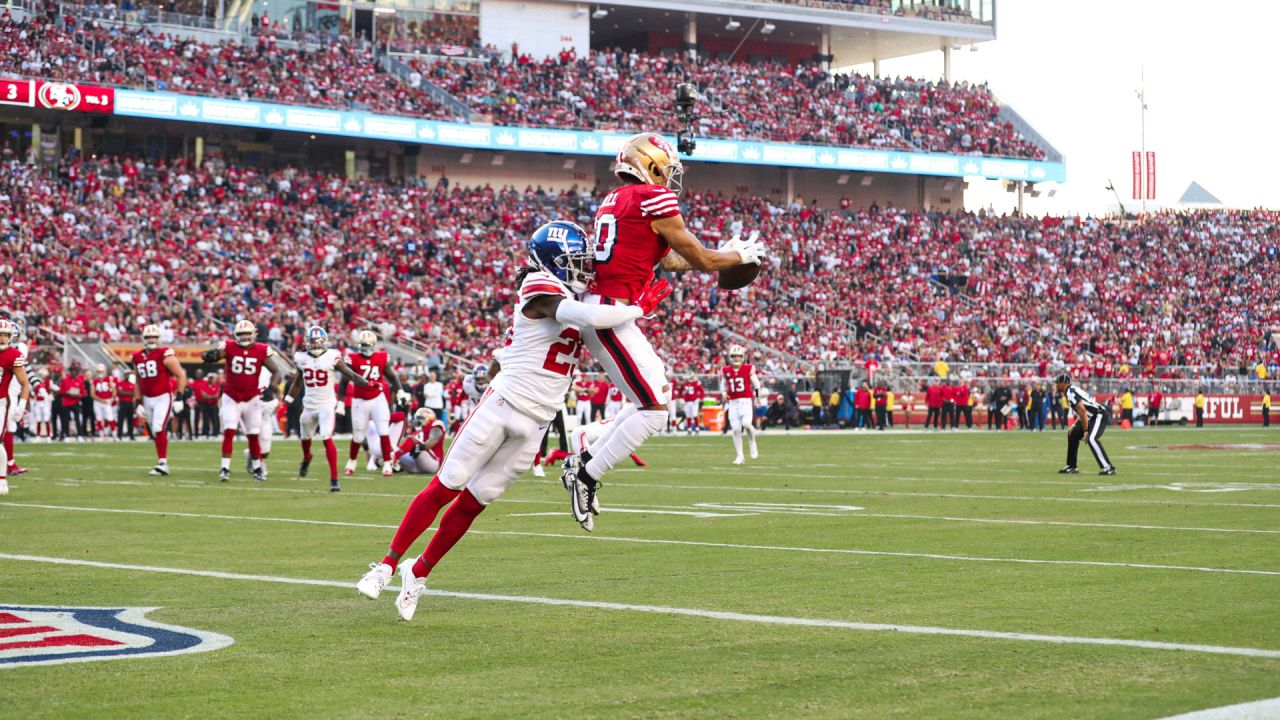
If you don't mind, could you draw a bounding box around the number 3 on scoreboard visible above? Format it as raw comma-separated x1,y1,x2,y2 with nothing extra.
542,328,583,376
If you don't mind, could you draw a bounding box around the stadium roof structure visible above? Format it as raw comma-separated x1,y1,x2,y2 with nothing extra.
1177,181,1222,206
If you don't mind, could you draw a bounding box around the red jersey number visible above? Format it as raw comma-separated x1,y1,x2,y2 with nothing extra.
542,328,583,377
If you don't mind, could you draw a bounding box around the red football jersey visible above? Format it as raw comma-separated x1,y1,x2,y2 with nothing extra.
678,380,704,402
0,347,25,396
590,183,679,302
720,364,755,400
133,347,176,398
346,350,390,401
607,387,623,403
222,341,274,403
91,377,117,401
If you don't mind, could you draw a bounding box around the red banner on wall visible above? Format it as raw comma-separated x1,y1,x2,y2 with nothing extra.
0,78,115,113
1131,151,1142,200
1145,151,1156,200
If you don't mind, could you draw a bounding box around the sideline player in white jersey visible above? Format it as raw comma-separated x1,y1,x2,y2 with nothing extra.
354,220,672,621
284,326,368,492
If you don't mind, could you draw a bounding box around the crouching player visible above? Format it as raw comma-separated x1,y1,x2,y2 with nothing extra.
284,326,368,492
393,408,446,475
354,220,671,621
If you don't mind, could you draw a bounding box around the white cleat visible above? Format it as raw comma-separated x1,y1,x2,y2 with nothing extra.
148,465,170,477
732,456,744,465
395,563,427,622
344,460,357,477
356,562,394,599
749,443,759,460
366,459,379,472
0,478,8,495
531,463,546,478
381,462,394,477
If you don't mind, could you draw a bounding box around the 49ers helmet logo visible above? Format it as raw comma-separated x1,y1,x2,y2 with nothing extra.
37,83,82,111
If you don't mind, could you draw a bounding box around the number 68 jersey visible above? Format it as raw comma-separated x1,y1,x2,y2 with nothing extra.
293,349,341,409
489,271,584,422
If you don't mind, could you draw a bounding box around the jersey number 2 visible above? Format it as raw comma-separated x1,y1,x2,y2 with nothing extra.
542,328,583,376
593,214,617,264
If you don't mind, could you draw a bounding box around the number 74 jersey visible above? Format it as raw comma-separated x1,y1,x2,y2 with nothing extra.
293,349,341,409
489,271,584,422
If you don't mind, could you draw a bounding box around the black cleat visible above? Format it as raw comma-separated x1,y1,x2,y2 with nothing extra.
329,479,341,493
219,468,231,483
1099,467,1117,476
1058,466,1079,475
299,457,311,478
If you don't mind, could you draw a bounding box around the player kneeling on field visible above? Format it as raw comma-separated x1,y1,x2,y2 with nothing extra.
392,408,446,475
354,220,672,621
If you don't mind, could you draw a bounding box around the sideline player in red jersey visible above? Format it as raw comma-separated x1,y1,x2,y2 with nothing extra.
201,320,284,482
90,364,118,437
677,373,705,435
340,330,411,477
720,344,761,464
562,132,765,530
132,324,188,476
0,320,31,496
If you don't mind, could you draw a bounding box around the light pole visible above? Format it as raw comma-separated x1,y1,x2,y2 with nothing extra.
1135,66,1148,214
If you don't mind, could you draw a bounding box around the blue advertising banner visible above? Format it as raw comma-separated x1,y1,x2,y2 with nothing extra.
114,90,1065,182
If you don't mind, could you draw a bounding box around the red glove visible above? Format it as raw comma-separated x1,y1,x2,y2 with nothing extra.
636,278,673,316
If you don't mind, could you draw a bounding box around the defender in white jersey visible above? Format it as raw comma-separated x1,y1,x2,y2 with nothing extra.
284,326,368,491
354,221,673,621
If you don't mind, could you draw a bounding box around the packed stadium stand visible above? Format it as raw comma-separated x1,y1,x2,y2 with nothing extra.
2,153,1276,380
0,10,1043,158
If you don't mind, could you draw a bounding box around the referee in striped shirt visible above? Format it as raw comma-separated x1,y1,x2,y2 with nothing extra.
1054,373,1116,476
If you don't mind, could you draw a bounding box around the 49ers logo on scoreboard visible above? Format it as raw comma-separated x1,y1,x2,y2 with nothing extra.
38,82,82,110
0,78,115,113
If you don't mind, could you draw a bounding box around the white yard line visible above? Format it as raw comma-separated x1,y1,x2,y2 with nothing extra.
1,552,1277,660
1155,697,1280,719
3,502,1276,576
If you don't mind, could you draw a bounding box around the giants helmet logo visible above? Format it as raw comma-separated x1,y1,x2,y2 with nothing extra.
0,605,233,669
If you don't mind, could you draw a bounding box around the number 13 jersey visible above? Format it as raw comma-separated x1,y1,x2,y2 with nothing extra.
490,271,583,422
590,184,680,302
293,349,341,409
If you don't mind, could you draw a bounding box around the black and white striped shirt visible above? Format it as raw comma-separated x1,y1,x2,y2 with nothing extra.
1066,385,1107,414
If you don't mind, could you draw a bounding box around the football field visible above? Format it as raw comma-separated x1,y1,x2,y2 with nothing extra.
2,427,1278,719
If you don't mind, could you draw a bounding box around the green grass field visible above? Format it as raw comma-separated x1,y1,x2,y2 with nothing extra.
2,427,1278,719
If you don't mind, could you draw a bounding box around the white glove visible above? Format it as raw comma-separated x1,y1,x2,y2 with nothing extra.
137,405,150,423
723,231,765,266
336,404,346,417
396,390,412,406
13,399,26,423
283,395,294,406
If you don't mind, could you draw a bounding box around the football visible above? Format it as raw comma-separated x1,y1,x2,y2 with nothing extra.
717,262,760,290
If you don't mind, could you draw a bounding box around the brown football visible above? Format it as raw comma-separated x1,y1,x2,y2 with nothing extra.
718,262,761,290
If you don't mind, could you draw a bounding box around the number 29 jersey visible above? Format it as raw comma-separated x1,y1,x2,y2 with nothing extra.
489,271,583,422
590,183,680,303
293,349,340,410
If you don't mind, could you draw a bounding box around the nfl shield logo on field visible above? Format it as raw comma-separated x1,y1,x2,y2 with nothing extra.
0,605,233,668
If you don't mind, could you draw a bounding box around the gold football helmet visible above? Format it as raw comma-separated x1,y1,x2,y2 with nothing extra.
614,133,684,195
233,319,256,347
142,324,161,350
728,344,746,366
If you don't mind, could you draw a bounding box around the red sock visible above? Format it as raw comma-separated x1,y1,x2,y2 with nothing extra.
3,433,12,464
221,429,235,456
546,448,570,465
246,434,261,461
379,435,392,464
155,430,168,461
534,451,543,466
412,489,486,579
349,440,361,461
323,439,338,481
384,476,460,565
300,439,313,460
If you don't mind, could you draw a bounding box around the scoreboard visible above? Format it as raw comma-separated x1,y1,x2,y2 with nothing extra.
0,78,115,113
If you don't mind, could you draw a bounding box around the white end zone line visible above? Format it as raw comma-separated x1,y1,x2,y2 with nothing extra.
1,553,1278,661
3,502,1277,576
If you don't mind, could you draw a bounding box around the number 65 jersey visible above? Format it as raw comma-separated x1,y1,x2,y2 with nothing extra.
293,349,341,409
489,271,584,423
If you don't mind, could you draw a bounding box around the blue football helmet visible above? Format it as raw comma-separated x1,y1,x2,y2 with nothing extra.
305,326,328,356
527,220,593,294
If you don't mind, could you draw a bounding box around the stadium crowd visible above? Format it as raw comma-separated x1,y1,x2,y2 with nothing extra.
1,8,1042,159
1,151,1277,383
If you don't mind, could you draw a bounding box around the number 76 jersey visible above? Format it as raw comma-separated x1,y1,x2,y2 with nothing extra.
293,349,341,409
489,271,584,422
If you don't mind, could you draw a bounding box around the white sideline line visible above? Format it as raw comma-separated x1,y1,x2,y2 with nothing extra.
1,553,1278,660
3,502,1277,576
1156,697,1280,719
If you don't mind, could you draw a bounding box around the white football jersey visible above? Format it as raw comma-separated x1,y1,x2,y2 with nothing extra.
489,271,582,422
294,349,341,409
